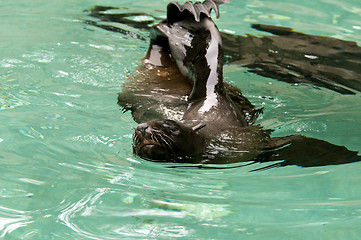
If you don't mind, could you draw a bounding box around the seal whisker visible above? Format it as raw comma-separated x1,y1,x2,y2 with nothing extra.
154,131,177,157
153,133,163,146
157,131,173,146
154,129,176,144
132,132,141,146
152,129,170,145
163,134,176,144
150,132,157,142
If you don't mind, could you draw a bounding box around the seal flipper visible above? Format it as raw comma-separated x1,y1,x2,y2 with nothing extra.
252,135,361,171
144,0,229,67
152,0,249,127
167,0,229,23
153,0,229,80
145,29,174,67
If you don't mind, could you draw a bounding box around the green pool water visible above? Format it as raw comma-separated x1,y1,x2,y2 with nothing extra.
1,0,361,239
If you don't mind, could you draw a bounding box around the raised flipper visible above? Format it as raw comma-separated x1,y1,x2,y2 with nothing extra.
252,135,361,171
166,0,229,23
150,0,230,78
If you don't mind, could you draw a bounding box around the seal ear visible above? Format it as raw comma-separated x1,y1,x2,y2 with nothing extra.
192,123,206,132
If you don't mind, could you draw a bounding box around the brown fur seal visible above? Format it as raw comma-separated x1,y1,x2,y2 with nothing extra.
116,0,361,170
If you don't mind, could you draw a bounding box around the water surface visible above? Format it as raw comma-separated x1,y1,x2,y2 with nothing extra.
1,0,361,239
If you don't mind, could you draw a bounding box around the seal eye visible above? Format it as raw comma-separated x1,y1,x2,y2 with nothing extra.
169,128,180,135
161,122,180,135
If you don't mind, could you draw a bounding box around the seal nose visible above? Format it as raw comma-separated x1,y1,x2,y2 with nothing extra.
136,123,148,137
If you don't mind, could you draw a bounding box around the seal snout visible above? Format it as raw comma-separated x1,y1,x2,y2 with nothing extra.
133,122,161,154
132,121,173,161
136,122,149,137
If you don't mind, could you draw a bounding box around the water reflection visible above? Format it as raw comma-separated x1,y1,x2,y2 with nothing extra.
57,189,107,239
53,171,233,238
0,206,32,238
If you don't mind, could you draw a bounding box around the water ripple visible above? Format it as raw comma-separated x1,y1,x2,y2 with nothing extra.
0,0,361,239
0,77,31,110
0,206,32,238
57,189,107,239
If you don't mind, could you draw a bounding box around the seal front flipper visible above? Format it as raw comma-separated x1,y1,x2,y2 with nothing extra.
145,0,230,68
153,0,230,80
252,135,361,171
167,0,230,23
151,0,249,128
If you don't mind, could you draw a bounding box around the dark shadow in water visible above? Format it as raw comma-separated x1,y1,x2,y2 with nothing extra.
85,6,361,95
222,24,361,95
84,6,361,171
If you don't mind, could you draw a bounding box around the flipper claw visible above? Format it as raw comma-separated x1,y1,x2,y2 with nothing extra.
167,0,229,23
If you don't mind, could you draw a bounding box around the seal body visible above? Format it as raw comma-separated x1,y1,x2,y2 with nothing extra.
117,0,361,168
120,0,266,163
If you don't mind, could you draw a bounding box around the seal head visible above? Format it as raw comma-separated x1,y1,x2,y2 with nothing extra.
132,119,206,162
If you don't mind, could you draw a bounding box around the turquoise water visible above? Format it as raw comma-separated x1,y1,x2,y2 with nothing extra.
1,0,361,239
